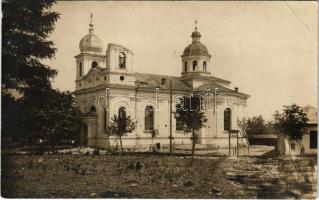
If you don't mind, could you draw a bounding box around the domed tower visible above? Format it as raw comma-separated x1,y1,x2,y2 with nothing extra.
75,14,106,80
181,21,211,79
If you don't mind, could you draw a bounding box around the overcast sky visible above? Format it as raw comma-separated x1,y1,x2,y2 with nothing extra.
45,1,317,120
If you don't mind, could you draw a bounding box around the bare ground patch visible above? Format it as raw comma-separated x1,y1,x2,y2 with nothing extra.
1,154,316,198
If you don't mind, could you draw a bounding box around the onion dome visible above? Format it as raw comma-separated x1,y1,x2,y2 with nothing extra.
182,22,210,57
79,14,103,53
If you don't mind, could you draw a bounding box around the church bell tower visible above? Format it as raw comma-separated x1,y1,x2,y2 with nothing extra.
181,20,211,77
75,14,106,82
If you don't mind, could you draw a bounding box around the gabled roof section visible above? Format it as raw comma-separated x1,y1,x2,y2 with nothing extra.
135,73,192,91
184,73,230,84
196,82,250,98
82,66,104,79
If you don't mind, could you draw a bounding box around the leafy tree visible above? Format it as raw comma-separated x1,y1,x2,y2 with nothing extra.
106,114,137,151
20,89,81,146
2,0,59,94
265,121,276,135
1,92,22,144
273,104,309,141
175,94,207,157
2,0,70,146
41,90,81,146
237,115,267,144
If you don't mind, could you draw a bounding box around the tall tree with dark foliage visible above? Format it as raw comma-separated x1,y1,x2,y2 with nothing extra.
2,1,81,145
2,0,59,93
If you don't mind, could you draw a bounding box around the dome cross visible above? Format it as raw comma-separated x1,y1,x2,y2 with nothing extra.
195,19,198,31
89,13,94,28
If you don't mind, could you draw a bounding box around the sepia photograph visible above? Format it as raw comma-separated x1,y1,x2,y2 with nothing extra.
1,0,317,199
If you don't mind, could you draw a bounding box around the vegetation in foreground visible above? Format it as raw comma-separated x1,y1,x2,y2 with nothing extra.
1,154,316,199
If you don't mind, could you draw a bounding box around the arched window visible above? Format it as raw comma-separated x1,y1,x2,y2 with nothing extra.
176,108,184,131
119,52,126,69
118,106,126,119
203,61,207,71
184,61,187,72
79,62,83,76
193,60,197,71
224,108,231,131
92,61,98,68
90,106,96,113
145,105,154,130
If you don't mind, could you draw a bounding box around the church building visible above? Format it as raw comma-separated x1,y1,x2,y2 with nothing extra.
73,17,250,149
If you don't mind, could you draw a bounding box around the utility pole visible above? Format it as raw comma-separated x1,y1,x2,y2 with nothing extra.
228,130,231,156
169,80,173,156
236,131,239,157
214,88,218,137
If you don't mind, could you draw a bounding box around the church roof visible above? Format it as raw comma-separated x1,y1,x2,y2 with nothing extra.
79,33,103,53
182,24,211,57
196,82,250,98
183,42,210,57
181,73,231,85
135,73,192,91
79,15,103,53
134,73,248,98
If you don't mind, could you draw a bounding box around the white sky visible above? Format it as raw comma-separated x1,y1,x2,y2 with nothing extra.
45,1,318,120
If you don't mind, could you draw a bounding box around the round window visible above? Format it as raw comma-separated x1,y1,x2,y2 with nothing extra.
120,76,125,81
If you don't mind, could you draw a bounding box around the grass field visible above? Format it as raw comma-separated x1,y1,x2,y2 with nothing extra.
1,152,316,198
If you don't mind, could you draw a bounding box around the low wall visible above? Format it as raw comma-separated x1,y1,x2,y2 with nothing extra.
87,134,247,150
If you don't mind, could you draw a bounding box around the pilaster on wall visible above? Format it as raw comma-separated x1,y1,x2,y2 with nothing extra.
97,110,105,135
85,118,98,147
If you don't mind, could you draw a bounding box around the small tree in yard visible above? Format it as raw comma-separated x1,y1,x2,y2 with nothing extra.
106,114,137,151
273,104,309,141
175,94,207,157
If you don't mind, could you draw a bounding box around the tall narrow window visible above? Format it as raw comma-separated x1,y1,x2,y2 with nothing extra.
92,61,98,68
203,61,207,71
176,108,184,131
184,61,188,72
79,62,83,76
193,60,197,71
118,106,126,119
224,108,231,131
145,106,154,130
119,52,126,69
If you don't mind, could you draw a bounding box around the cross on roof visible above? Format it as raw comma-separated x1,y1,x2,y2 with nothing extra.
89,13,93,28
195,19,198,30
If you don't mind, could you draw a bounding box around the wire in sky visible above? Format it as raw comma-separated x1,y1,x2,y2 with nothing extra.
284,1,313,35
